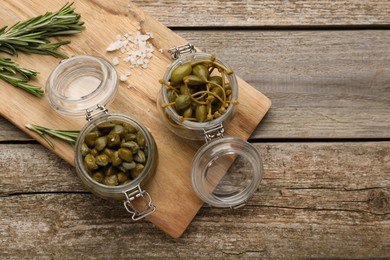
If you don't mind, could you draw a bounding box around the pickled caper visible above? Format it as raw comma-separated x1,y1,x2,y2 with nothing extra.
95,154,110,166
121,141,139,154
81,120,148,187
161,55,238,123
110,124,125,138
103,175,118,186
118,148,133,162
196,105,207,122
95,136,107,151
117,172,128,184
92,172,104,183
131,163,144,177
85,131,99,148
136,132,145,148
84,154,98,170
107,132,121,148
81,143,90,156
134,150,146,163
174,94,191,111
193,64,210,82
170,63,192,84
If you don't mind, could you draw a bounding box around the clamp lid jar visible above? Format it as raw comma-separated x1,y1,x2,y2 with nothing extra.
46,55,157,220
158,44,263,209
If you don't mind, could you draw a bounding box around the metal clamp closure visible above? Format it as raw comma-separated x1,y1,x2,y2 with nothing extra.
168,43,196,60
86,105,108,122
203,123,225,143
123,185,156,221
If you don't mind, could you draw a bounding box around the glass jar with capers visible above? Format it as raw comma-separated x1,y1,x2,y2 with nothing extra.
46,55,157,221
158,44,263,209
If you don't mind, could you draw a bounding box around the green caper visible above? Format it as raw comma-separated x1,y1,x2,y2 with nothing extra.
117,172,128,184
121,141,139,154
95,154,110,166
174,94,191,111
193,64,210,82
92,172,104,183
107,132,121,148
209,76,223,86
90,149,99,157
118,148,133,162
110,124,125,138
195,105,207,122
136,131,146,148
210,86,223,103
124,123,137,133
81,120,149,187
180,84,192,95
97,122,115,134
134,150,146,163
84,154,98,170
105,166,117,176
95,136,107,151
103,175,118,186
183,106,193,118
81,143,90,157
85,131,99,148
124,133,137,142
183,75,205,86
170,63,192,84
131,163,145,177
103,148,114,158
111,151,122,166
121,161,136,170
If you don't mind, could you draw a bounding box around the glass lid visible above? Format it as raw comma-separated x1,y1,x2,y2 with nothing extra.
46,55,118,117
191,137,263,208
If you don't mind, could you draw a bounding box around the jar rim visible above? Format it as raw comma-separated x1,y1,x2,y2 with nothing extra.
46,55,118,117
161,52,238,130
191,137,262,208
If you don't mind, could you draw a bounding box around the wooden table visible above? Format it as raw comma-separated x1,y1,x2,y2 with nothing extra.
1,0,389,258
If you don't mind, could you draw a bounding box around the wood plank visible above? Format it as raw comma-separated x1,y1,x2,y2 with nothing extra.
1,142,389,258
0,116,30,141
2,30,389,140
129,0,390,27
0,0,270,238
177,30,390,139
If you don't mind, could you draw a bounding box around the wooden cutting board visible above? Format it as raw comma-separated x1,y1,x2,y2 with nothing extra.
0,0,271,238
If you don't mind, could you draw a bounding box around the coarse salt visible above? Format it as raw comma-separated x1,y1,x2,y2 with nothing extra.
106,30,157,75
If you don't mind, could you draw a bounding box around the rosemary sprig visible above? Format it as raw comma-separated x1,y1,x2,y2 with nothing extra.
0,2,85,57
0,57,43,96
0,2,85,96
26,124,79,149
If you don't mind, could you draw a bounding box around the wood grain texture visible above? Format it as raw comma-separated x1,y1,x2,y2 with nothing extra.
2,30,389,140
176,30,390,139
1,142,389,258
130,0,390,27
0,0,270,238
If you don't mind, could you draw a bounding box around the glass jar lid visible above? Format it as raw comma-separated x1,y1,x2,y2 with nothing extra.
191,137,262,208
46,55,118,116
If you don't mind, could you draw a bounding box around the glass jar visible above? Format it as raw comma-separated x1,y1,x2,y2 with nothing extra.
46,55,157,220
158,44,263,208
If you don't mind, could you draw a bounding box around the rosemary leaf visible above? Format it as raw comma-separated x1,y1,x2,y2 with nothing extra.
26,124,80,149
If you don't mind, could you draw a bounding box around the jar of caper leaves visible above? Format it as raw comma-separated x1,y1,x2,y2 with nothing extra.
158,44,263,209
46,55,157,221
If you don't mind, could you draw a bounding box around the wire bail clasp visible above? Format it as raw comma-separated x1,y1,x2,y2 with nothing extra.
85,105,108,122
123,185,156,221
168,43,196,60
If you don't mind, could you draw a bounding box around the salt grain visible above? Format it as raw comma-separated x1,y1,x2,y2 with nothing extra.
106,30,157,74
